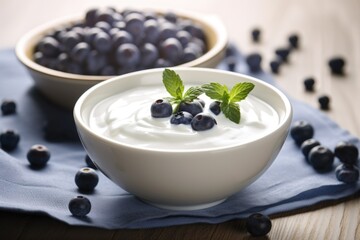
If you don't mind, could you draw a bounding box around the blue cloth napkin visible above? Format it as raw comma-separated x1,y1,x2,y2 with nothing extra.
0,47,359,229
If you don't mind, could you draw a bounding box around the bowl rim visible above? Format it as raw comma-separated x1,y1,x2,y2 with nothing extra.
74,67,293,153
15,8,228,82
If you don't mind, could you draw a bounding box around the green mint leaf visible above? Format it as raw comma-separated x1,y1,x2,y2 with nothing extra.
229,82,255,102
221,101,240,124
183,86,204,102
162,69,184,98
202,82,227,101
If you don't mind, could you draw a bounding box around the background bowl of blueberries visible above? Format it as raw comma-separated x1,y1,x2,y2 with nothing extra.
15,7,228,110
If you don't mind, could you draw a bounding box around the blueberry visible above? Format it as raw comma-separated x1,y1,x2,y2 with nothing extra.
318,95,330,110
38,36,60,57
140,43,159,67
170,111,193,125
27,144,51,168
334,141,359,165
112,30,133,48
335,164,359,184
251,28,261,42
304,77,315,92
151,99,173,118
308,145,334,171
159,22,178,41
179,101,203,116
94,21,112,33
68,196,91,217
67,62,84,75
1,99,16,115
182,48,198,63
328,57,345,75
75,167,99,191
245,213,272,237
300,138,320,162
176,30,192,47
183,22,205,41
0,130,20,151
275,47,291,63
93,31,112,53
115,43,140,67
164,12,178,23
85,155,98,170
70,42,90,63
209,101,221,115
144,19,160,44
290,120,314,146
86,50,107,74
125,13,145,41
246,53,262,72
191,113,217,131
160,38,184,64
269,60,281,74
288,34,299,49
62,31,81,52
85,8,99,27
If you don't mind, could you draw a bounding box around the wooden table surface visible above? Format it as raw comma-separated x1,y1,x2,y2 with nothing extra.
1,0,359,239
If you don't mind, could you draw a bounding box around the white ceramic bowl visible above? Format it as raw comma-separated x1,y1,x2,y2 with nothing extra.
15,9,228,110
73,68,292,210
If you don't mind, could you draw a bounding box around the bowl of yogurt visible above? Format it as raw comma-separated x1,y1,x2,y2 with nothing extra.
73,67,292,210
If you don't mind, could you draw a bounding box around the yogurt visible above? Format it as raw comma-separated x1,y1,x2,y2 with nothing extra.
89,85,280,150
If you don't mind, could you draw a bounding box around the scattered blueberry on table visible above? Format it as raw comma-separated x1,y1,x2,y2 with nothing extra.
303,77,316,92
27,144,51,168
0,129,20,151
1,99,16,115
245,53,262,72
251,28,261,43
68,196,91,217
290,120,314,146
318,95,331,110
335,164,359,184
75,167,99,192
269,60,281,74
300,138,321,162
275,47,291,63
328,57,346,75
334,141,359,165
288,33,299,49
308,145,334,172
225,56,237,72
245,213,272,237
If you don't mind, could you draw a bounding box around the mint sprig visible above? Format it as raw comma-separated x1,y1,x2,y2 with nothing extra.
162,69,203,111
202,82,255,124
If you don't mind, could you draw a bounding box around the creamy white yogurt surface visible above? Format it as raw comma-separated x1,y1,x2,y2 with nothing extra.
89,86,280,150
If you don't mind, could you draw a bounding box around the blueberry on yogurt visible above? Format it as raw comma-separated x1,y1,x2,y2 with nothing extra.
151,99,173,118
191,113,217,131
178,101,203,116
170,111,193,125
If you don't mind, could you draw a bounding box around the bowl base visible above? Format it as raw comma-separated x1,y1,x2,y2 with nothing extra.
143,198,226,211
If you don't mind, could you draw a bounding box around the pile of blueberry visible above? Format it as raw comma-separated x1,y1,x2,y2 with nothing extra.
33,7,207,76
291,120,359,182
151,98,218,131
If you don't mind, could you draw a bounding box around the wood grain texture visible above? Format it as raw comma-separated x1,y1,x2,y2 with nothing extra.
0,0,359,239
